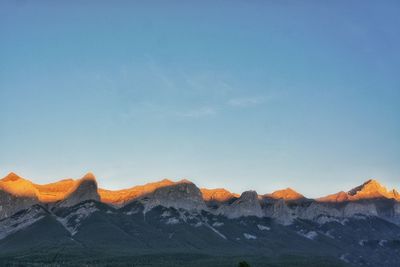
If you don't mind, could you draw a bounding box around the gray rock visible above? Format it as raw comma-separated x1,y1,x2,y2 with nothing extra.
217,190,263,218
263,199,295,225
138,180,207,212
57,173,100,207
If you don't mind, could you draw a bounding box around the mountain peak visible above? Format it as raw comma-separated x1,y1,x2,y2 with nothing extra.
2,172,23,182
59,174,100,207
139,178,206,212
217,190,263,218
240,190,259,199
348,179,389,199
267,188,305,201
177,178,193,184
0,173,37,198
201,188,239,203
82,172,96,181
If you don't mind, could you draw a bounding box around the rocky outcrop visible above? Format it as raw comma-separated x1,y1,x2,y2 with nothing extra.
343,202,378,217
348,179,399,200
217,191,263,218
0,173,39,219
263,199,295,225
58,173,100,207
200,188,239,208
319,179,400,203
138,180,207,212
0,190,39,220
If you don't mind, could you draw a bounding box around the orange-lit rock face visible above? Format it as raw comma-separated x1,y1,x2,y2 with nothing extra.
0,172,98,203
33,179,76,202
0,173,38,198
200,188,239,202
317,191,350,203
348,179,398,200
266,188,304,201
318,179,400,202
98,179,176,206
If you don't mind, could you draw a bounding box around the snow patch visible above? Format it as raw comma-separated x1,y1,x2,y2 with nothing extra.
161,211,171,218
212,222,224,227
325,230,335,239
379,240,387,247
257,224,270,231
297,230,318,240
56,202,99,236
243,233,257,240
340,254,350,263
165,217,180,225
193,222,202,227
205,224,227,239
124,208,141,215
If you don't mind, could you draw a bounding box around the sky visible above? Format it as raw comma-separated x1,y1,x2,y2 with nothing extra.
0,0,399,197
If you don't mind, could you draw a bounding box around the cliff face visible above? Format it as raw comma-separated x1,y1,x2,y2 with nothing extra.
318,180,400,203
58,173,100,207
201,188,239,204
138,180,207,212
0,190,38,219
0,173,39,219
217,191,263,218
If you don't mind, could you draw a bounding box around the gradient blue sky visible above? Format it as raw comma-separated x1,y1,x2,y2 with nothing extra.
1,1,399,197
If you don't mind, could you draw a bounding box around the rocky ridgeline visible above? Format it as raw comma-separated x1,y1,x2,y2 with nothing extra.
0,173,399,226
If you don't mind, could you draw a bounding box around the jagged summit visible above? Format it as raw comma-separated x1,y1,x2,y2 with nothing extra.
348,179,385,196
240,190,259,200
137,178,207,212
348,179,399,200
0,173,37,198
82,172,96,181
318,179,400,202
2,172,24,182
266,187,305,201
59,174,100,207
217,190,263,218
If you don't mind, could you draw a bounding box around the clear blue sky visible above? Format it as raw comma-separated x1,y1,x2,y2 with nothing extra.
1,0,399,197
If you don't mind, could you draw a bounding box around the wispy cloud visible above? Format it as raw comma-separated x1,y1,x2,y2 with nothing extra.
227,96,265,107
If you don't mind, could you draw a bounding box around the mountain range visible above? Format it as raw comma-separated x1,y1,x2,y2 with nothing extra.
0,172,399,267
